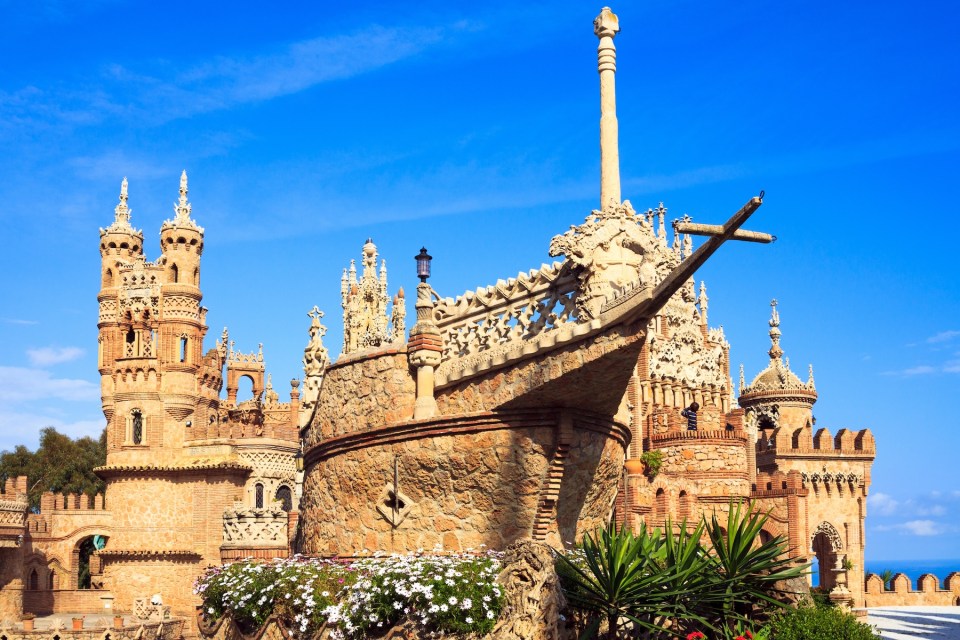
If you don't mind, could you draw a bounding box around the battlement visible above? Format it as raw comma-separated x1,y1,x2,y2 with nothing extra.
864,572,960,607
650,428,747,446
38,492,107,512
750,470,805,497
757,425,875,456
1,475,28,496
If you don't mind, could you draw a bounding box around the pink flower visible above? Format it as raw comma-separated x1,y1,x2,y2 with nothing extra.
687,633,706,640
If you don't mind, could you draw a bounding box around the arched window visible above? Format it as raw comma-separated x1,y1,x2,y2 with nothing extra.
29,568,38,590
678,490,690,522
171,263,179,283
655,488,667,521
255,483,264,509
275,485,293,512
180,336,188,363
131,409,143,445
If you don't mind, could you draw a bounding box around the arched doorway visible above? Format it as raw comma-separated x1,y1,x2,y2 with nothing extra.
76,534,108,589
810,522,842,590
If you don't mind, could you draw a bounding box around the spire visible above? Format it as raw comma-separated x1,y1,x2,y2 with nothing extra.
594,6,621,209
768,298,783,361
175,170,191,222
698,281,709,324
101,177,140,236
162,170,203,232
739,364,745,394
808,364,816,389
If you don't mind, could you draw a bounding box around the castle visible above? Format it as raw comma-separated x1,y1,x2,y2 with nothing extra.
1,6,914,632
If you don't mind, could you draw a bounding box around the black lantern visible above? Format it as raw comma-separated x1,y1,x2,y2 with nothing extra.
415,247,432,282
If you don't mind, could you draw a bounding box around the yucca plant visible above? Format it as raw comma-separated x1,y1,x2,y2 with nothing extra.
555,522,708,639
703,501,807,632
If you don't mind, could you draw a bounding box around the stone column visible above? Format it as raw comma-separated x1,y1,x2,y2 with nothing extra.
408,283,442,419
595,7,621,209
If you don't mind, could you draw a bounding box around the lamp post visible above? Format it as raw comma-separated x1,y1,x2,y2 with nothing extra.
415,247,432,283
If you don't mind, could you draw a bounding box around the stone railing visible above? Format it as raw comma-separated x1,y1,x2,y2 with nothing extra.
222,506,289,547
433,261,579,362
864,572,960,607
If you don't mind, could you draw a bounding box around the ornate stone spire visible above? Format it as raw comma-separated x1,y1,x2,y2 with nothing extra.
101,177,141,236
341,239,406,354
698,281,709,324
162,170,204,232
739,363,745,394
300,306,330,429
175,170,191,222
808,363,816,389
595,6,621,209
768,298,783,361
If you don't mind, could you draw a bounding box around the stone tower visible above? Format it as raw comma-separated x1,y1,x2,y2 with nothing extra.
92,175,299,619
741,300,875,607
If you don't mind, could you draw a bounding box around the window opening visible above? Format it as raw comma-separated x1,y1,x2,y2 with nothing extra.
132,410,143,445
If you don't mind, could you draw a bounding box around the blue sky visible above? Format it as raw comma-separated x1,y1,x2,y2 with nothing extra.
0,1,957,562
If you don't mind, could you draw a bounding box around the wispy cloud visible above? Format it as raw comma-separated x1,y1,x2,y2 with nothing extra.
1,317,37,325
881,365,936,377
869,492,900,516
875,520,951,536
1,22,464,130
927,330,960,344
27,346,85,367
0,366,98,403
0,409,104,453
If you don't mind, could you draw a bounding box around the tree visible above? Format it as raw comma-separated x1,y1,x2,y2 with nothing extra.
0,427,106,511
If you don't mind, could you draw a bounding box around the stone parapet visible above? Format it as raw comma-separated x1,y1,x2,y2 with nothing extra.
864,572,960,607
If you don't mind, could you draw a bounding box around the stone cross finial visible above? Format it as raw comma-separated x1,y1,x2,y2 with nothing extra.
595,6,621,210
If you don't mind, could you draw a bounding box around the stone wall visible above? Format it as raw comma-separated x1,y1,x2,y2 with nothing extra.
864,572,960,607
0,547,24,621
300,409,628,554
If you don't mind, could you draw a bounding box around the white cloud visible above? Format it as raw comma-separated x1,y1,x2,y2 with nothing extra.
927,330,960,344
2,317,37,325
898,520,947,536
1,22,462,129
868,492,900,516
875,520,954,537
881,365,936,376
26,346,85,366
0,409,104,453
914,505,946,517
0,366,99,403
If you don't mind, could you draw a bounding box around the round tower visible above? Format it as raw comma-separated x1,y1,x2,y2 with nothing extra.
97,178,146,432
157,171,209,439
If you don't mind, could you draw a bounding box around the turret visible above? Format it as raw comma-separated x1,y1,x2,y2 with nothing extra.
738,299,817,432
159,170,204,288
99,178,144,291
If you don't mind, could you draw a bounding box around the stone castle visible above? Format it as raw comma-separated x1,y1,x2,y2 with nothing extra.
4,5,953,634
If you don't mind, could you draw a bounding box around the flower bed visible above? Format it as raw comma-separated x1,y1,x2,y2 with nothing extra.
195,551,505,639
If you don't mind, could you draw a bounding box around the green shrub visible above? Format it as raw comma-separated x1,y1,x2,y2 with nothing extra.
769,606,880,640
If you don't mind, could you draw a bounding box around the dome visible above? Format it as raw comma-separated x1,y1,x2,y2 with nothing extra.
739,299,816,396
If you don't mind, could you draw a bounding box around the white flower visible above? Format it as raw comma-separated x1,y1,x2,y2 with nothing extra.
486,610,494,619
448,596,457,606
465,616,474,624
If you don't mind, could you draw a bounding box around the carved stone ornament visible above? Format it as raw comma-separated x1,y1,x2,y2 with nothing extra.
299,306,329,430
375,484,414,528
647,294,727,388
548,200,674,319
811,521,843,552
341,239,405,355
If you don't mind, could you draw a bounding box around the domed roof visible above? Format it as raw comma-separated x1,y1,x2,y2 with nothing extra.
739,300,816,397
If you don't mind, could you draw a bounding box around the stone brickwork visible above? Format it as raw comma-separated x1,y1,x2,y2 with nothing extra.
301,409,628,554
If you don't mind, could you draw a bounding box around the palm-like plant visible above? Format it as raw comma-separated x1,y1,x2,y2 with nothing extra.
703,501,807,631
556,502,807,639
555,522,708,639
879,569,894,591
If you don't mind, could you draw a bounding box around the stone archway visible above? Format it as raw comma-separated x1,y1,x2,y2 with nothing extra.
810,521,843,590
